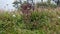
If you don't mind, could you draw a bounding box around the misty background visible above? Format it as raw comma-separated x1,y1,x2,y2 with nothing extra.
0,0,56,11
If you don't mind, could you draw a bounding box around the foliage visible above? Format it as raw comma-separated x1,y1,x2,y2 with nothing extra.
36,1,57,8
0,8,60,34
22,11,50,30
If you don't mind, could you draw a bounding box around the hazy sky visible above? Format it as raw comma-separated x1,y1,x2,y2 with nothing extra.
0,0,15,11
0,0,55,11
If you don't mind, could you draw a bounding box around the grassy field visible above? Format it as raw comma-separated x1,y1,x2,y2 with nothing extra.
0,8,60,34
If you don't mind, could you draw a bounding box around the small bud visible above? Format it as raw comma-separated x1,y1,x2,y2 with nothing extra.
13,14,16,17
58,16,60,18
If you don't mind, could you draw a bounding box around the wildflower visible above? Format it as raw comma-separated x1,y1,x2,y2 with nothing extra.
13,14,16,17
58,16,60,18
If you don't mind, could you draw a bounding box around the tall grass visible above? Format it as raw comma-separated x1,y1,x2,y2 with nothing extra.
0,9,60,34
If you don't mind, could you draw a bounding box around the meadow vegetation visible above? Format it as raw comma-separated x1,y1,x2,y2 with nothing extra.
0,8,60,34
0,0,60,34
